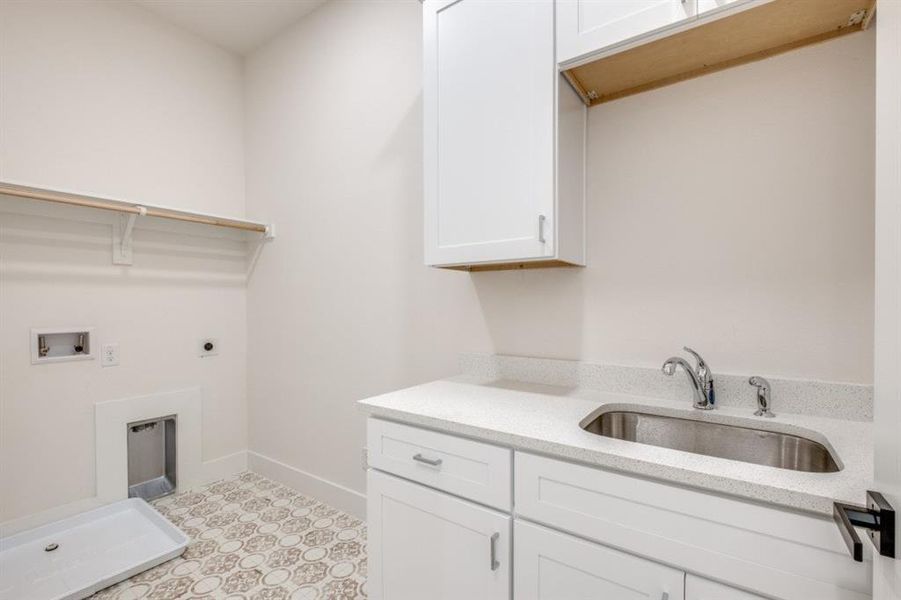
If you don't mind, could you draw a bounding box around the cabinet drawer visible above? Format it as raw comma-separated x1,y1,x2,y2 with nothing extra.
367,419,511,510
514,452,870,600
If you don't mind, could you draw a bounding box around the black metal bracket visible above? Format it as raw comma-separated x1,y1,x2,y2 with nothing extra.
833,490,895,562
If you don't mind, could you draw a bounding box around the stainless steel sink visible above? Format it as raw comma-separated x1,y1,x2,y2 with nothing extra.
581,410,840,473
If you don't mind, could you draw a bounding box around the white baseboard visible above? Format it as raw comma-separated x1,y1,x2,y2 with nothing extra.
201,450,248,484
0,496,105,538
247,451,366,519
1,450,249,538
1,450,365,536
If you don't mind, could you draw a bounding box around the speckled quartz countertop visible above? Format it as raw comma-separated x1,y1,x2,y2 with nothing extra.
358,376,873,517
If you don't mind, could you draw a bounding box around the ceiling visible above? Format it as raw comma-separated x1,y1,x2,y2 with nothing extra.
133,0,328,55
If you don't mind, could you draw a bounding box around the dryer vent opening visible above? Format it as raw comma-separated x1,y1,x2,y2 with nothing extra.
127,415,176,501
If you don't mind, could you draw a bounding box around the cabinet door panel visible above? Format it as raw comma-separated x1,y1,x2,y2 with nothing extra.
515,451,871,600
424,0,554,266
515,520,684,600
686,575,767,599
367,469,511,600
557,0,695,64
697,0,744,15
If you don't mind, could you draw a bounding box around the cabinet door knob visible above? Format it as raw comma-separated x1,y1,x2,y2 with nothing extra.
538,214,546,243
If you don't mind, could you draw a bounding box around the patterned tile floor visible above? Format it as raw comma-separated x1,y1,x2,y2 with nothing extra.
91,472,367,600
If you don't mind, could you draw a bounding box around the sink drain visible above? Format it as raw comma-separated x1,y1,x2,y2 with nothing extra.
44,543,59,552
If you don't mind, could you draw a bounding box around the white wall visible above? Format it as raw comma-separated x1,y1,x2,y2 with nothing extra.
872,0,901,593
0,0,248,525
244,7,874,508
243,0,493,512
1,0,876,525
472,31,875,385
0,0,245,215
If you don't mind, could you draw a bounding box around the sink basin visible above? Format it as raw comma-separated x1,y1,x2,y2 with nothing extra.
581,410,840,473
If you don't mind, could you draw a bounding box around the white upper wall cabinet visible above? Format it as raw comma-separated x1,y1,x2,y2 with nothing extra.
423,0,585,270
697,0,743,16
557,0,874,107
556,0,697,66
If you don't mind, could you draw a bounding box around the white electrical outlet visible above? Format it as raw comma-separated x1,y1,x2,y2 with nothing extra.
199,338,219,357
101,343,120,367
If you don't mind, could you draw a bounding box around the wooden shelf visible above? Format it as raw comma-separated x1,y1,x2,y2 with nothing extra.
0,180,273,266
563,0,875,107
0,181,271,235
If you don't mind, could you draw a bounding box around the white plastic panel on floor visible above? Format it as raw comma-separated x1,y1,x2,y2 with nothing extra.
0,498,187,600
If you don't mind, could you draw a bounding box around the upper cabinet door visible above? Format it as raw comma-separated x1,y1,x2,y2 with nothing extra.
424,0,555,267
557,0,696,65
515,520,685,600
696,0,744,16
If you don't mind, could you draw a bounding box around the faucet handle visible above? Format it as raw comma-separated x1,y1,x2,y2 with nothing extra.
749,376,775,417
749,375,770,390
683,347,710,376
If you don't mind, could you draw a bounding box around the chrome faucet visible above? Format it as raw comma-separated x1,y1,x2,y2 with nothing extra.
662,347,715,410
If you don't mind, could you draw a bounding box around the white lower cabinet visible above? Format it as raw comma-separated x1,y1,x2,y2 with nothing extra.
686,575,767,600
515,519,684,600
514,451,870,600
365,420,869,600
366,469,511,600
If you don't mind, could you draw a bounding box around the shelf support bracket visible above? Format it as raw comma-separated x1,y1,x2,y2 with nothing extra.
112,206,146,265
246,223,276,278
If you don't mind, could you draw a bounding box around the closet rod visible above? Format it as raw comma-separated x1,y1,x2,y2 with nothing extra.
0,181,269,234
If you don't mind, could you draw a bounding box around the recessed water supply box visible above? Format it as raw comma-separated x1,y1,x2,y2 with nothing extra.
30,327,94,364
127,415,177,501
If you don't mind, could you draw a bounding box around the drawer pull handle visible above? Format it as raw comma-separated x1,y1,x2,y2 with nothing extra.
412,453,442,467
490,532,500,571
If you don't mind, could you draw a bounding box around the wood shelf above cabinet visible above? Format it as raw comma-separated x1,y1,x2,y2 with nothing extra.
0,181,271,235
563,0,875,107
441,259,583,272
